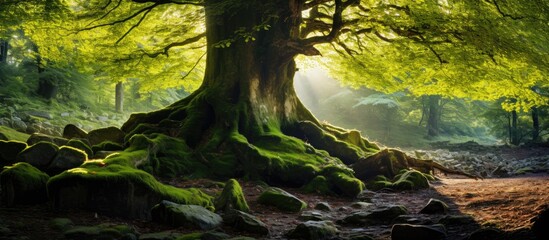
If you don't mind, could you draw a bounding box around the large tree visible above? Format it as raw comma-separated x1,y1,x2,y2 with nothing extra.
3,0,549,218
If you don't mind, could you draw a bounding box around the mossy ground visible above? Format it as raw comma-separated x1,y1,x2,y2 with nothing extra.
0,126,29,142
366,169,432,191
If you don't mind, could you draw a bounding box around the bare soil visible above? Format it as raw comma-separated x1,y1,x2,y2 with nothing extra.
1,173,547,240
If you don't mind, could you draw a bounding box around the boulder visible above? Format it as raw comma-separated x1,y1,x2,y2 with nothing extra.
342,205,409,225
87,126,125,146
257,187,307,213
64,224,137,240
314,202,332,212
91,141,124,154
302,175,333,195
215,179,250,213
223,209,269,235
356,189,377,203
47,146,87,175
63,124,88,140
350,201,372,209
27,133,68,146
0,132,7,140
17,141,59,170
287,221,338,240
65,139,93,157
0,140,27,166
391,224,447,240
531,206,549,240
152,201,222,230
419,198,449,215
0,162,49,206
298,210,327,221
11,118,27,132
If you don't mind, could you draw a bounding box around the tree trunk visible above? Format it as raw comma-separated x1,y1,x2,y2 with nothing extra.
0,39,7,63
115,82,124,113
426,95,441,137
511,110,519,145
532,107,540,142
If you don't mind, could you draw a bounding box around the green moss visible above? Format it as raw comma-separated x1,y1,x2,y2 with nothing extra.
0,126,30,142
366,170,430,191
257,187,306,213
215,179,250,213
302,176,333,195
91,141,124,153
65,139,93,157
174,233,204,240
1,162,49,205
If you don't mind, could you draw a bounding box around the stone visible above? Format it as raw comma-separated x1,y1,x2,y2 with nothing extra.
0,132,7,140
64,224,137,240
391,224,446,240
0,140,27,166
91,141,124,154
531,206,549,240
87,126,125,146
17,141,59,170
342,205,409,225
356,190,377,203
151,201,222,230
466,228,505,240
419,198,449,215
223,209,269,235
0,162,49,206
314,202,332,212
257,187,307,213
287,221,338,240
63,124,88,140
215,179,250,213
11,118,27,132
50,218,74,231
139,231,183,240
350,202,372,209
298,210,327,221
47,146,87,175
27,133,68,146
61,112,70,117
65,139,93,157
201,231,231,240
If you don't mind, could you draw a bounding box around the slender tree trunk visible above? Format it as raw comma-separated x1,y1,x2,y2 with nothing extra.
0,39,8,63
532,107,540,142
115,82,124,113
427,95,441,137
511,110,519,145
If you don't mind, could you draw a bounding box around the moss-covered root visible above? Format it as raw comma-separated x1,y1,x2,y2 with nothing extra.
1,162,49,206
366,169,431,191
215,179,250,213
47,161,213,220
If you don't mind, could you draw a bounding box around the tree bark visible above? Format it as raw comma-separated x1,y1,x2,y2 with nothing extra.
115,81,124,113
426,95,441,137
0,39,7,63
511,110,519,145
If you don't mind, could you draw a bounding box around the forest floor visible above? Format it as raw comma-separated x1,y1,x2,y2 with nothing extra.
1,147,548,240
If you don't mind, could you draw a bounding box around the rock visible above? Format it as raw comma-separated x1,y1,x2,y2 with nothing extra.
342,205,409,225
298,210,327,221
257,187,307,213
11,118,27,132
223,209,269,235
17,141,59,170
25,111,53,120
139,231,183,240
27,133,68,146
350,202,372,209
391,224,446,240
356,190,377,203
466,228,505,240
419,198,449,215
64,224,137,240
61,112,70,117
215,179,249,213
347,234,375,240
93,150,121,159
63,124,88,139
438,214,476,225
202,231,231,240
0,132,7,140
65,139,93,157
91,141,124,154
531,206,549,240
314,202,332,212
97,116,109,122
47,146,87,175
87,126,125,146
393,214,436,225
50,218,74,231
0,140,27,166
151,201,222,230
0,162,49,206
287,220,338,240
302,175,333,195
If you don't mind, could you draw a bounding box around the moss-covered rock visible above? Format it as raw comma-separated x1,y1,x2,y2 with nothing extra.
302,176,333,195
151,200,222,230
215,179,250,213
65,139,93,157
47,146,87,175
366,169,431,191
17,141,59,170
257,187,307,213
286,220,338,240
87,126,125,146
0,132,7,141
0,140,27,167
48,160,213,219
26,133,68,146
91,141,124,154
342,205,409,225
0,162,49,206
322,166,365,197
419,198,449,215
62,124,88,140
223,209,269,236
63,223,137,240
139,231,184,240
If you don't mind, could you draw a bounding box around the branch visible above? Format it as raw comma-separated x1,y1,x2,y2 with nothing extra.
302,0,359,46
78,3,159,32
491,0,524,20
181,51,206,80
115,6,153,44
132,0,204,6
141,32,206,58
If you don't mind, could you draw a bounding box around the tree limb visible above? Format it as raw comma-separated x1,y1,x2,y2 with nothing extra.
141,32,206,58
78,3,159,32
115,6,153,44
